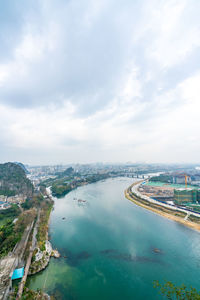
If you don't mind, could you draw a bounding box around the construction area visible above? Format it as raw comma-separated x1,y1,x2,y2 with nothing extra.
138,182,175,202
174,189,200,205
138,180,200,212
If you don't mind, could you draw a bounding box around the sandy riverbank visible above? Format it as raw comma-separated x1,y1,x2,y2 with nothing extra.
125,186,200,232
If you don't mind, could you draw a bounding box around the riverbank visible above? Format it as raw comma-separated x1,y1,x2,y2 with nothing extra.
28,194,60,276
50,174,111,197
125,182,200,232
10,286,53,300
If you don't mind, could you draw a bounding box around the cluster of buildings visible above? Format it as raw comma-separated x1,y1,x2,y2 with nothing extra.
27,163,169,183
0,201,11,210
0,194,26,210
174,189,200,205
140,172,200,212
7,195,26,204
0,195,11,210
172,173,200,186
172,174,200,207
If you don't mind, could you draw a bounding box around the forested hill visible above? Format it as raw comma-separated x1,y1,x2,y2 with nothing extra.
0,162,33,197
14,162,29,174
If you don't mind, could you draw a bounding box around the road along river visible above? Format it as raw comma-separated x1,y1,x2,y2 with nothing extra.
27,178,200,299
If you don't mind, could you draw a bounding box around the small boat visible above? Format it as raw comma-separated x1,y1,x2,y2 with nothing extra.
78,199,86,203
62,217,66,220
153,248,161,253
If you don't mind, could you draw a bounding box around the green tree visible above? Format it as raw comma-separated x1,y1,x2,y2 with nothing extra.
154,280,200,300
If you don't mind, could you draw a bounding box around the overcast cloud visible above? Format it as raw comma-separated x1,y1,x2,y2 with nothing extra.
0,0,200,164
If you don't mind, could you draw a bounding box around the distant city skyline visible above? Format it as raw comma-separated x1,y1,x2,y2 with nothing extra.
0,0,200,164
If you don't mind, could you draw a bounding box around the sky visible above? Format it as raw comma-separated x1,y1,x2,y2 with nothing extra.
0,0,200,165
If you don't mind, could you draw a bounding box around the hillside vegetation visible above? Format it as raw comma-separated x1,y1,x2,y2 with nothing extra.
150,174,172,183
0,209,36,258
0,162,33,197
50,173,110,197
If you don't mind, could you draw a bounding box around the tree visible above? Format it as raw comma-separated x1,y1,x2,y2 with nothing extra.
154,280,200,300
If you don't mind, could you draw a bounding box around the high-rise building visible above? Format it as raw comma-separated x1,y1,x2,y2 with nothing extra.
174,189,200,205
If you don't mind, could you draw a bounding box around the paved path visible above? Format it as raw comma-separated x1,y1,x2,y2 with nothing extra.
0,220,35,300
16,209,40,300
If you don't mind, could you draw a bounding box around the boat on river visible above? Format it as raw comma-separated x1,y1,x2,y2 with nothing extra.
78,199,86,203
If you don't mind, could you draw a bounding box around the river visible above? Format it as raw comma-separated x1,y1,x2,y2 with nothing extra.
27,177,200,299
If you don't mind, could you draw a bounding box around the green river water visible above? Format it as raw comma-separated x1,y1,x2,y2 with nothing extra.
27,178,200,299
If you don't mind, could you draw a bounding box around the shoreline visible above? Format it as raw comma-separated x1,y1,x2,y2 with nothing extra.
125,183,200,232
28,193,60,276
51,176,111,198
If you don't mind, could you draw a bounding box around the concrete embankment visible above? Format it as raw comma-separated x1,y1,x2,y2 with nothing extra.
125,182,200,232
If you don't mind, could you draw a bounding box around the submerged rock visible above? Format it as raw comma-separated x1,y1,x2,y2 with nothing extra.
100,249,117,254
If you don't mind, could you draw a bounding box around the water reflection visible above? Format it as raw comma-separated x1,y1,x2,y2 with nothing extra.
55,246,165,268
100,248,164,264
59,249,92,267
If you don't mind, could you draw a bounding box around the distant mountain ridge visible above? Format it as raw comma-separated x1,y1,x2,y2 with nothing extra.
0,162,33,197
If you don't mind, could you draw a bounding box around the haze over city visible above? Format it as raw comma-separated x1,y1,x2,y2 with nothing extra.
0,0,200,164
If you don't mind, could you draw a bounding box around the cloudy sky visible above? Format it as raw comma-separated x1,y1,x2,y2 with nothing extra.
0,0,200,165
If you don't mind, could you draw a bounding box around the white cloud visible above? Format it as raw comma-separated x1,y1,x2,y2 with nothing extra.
0,0,200,164
143,0,200,68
